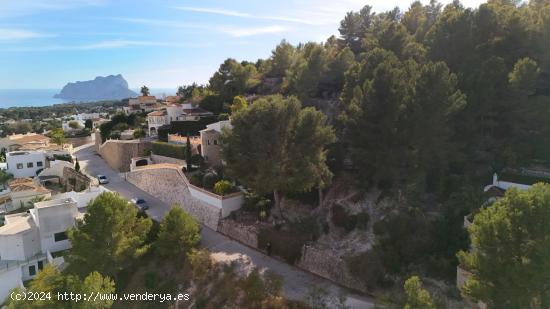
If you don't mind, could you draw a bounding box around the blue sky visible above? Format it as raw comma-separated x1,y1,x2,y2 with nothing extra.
0,0,484,90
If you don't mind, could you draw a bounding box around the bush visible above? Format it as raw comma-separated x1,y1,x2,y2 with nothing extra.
258,228,305,265
202,172,219,190
133,128,146,139
243,191,271,212
151,141,186,160
332,204,356,232
332,205,369,233
190,173,203,187
354,212,370,230
214,180,232,196
347,250,386,290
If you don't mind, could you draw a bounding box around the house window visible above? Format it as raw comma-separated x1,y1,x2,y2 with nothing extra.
37,161,43,167
16,163,23,169
214,140,218,145
27,162,34,168
29,265,36,276
207,140,211,145
54,232,68,242
37,260,44,270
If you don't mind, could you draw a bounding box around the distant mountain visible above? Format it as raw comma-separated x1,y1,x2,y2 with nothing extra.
54,74,138,101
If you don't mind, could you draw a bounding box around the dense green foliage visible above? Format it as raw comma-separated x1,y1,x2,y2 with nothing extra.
6,265,115,309
221,95,335,217
404,276,436,309
457,183,550,308
68,192,152,277
156,207,200,258
206,0,550,194
150,141,186,160
48,128,66,145
99,112,145,142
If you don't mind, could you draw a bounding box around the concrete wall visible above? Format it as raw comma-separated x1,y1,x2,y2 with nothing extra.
0,266,23,304
186,186,243,217
98,138,151,172
35,201,77,253
126,165,221,229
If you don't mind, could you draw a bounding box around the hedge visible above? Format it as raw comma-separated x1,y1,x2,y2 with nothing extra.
151,141,186,160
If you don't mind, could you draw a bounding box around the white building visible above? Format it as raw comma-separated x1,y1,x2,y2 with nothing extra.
6,151,47,178
0,197,79,302
147,110,168,136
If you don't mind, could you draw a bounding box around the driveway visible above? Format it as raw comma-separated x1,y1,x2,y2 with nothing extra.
74,143,375,308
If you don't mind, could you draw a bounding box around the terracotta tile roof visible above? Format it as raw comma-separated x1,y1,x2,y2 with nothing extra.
148,110,166,116
138,96,156,102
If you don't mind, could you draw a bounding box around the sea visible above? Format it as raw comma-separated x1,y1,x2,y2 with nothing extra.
0,88,177,109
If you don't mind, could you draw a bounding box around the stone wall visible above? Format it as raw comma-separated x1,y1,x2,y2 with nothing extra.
297,245,368,293
217,219,259,248
126,165,220,229
62,167,91,192
98,138,151,172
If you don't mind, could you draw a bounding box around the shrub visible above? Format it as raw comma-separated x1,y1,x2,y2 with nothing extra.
354,212,370,230
258,228,305,265
243,191,271,212
289,217,320,242
190,173,203,187
133,128,146,139
332,204,356,232
151,141,186,160
347,250,386,290
202,172,219,190
113,122,129,131
214,180,232,196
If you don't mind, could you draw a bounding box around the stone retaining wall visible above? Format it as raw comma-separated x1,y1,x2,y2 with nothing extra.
217,220,259,248
98,139,151,172
126,166,220,229
297,245,368,293
62,167,91,192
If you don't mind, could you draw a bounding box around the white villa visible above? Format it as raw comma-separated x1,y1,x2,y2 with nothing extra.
0,197,79,302
6,151,47,178
0,186,110,303
147,103,214,136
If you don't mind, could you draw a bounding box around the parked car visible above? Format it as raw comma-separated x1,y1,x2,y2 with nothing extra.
130,197,149,211
97,175,109,184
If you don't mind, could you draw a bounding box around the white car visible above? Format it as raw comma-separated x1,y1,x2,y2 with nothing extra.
130,198,149,211
97,175,109,184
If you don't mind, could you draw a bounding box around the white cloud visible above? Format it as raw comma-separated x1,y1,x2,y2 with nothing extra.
175,6,338,26
0,0,107,19
0,28,52,40
220,25,290,37
116,17,290,38
2,40,213,52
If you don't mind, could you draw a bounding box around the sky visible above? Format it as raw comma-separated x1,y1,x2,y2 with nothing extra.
0,0,485,90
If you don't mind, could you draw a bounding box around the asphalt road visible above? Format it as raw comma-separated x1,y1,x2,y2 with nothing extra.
74,143,375,308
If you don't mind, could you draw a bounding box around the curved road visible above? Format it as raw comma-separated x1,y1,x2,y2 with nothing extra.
74,143,375,308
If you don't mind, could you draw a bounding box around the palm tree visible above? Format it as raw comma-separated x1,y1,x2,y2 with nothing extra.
0,170,13,190
140,86,150,96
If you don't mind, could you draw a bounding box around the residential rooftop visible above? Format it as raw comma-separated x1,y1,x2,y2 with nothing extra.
0,213,34,235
